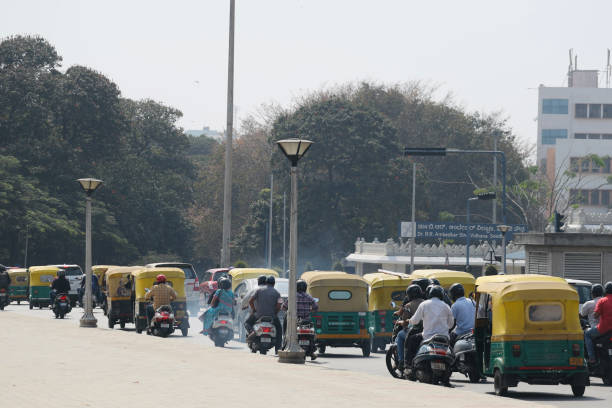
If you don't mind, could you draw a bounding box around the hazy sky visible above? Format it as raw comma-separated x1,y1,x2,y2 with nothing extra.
3,0,612,153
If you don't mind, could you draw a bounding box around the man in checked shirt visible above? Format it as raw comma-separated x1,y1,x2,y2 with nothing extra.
145,274,178,327
282,279,319,332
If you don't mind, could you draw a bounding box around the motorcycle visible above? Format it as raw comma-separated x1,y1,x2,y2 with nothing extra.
583,319,612,385
210,312,234,347
385,320,405,378
247,315,277,355
0,288,9,310
52,292,72,319
407,334,455,386
297,319,317,360
148,305,175,337
452,332,481,383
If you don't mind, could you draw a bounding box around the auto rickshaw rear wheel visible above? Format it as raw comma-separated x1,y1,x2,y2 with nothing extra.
468,367,480,383
120,322,125,329
181,327,188,337
29,302,33,310
318,345,326,354
108,319,114,329
493,369,508,396
571,384,585,397
361,341,371,357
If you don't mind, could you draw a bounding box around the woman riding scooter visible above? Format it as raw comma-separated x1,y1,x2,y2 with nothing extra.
200,277,234,335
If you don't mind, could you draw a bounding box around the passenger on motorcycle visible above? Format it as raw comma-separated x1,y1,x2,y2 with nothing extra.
405,285,454,369
449,283,475,345
585,281,612,363
50,269,71,302
201,277,234,334
247,275,283,353
395,284,424,370
78,273,100,306
581,284,604,328
282,279,318,331
144,274,178,326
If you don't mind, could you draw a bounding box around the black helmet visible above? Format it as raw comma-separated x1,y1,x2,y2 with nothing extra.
449,283,465,301
218,277,231,290
605,281,612,295
266,275,276,286
430,278,441,286
424,284,434,299
406,284,423,301
297,279,307,293
57,269,66,278
429,285,444,301
257,275,267,285
412,278,431,294
591,284,604,298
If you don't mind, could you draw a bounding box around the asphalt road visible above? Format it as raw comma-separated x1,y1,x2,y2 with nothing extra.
9,303,612,407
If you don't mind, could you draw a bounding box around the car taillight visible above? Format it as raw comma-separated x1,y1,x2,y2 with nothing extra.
572,343,581,356
60,296,67,301
262,326,271,333
512,344,521,357
0,289,5,293
219,320,228,325
193,278,199,291
359,317,365,329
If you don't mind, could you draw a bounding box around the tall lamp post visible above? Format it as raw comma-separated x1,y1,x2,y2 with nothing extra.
466,192,496,272
276,138,313,364
77,178,103,328
497,224,511,275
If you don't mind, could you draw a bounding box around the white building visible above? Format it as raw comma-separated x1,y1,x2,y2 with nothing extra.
537,65,612,211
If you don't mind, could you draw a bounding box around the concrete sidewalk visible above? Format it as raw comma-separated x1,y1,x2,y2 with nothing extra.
0,311,551,408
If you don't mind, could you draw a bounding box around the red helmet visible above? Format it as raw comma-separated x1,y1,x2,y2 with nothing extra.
156,274,166,283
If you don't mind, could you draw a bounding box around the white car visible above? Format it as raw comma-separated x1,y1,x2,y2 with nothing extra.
50,264,83,306
566,278,592,313
145,262,199,314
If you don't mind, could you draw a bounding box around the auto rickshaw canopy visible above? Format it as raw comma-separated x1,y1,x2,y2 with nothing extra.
28,266,60,286
301,271,369,312
363,272,412,311
131,267,186,301
411,269,476,295
7,268,28,285
106,267,139,299
228,268,278,291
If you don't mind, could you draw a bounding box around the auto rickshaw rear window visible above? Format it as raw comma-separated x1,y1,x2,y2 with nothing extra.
528,303,562,322
16,276,27,282
40,275,55,283
391,291,404,301
328,290,351,300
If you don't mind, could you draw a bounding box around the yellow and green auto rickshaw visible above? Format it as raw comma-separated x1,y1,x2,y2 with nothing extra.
93,265,117,293
363,272,412,352
473,274,588,397
28,266,59,309
105,266,140,329
132,267,189,336
228,268,279,292
411,269,476,297
302,271,371,356
7,268,29,304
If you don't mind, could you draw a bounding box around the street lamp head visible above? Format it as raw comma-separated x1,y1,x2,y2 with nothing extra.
476,192,496,200
403,147,447,156
77,178,103,196
276,139,313,166
497,224,511,233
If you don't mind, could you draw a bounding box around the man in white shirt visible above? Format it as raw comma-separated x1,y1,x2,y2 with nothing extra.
581,284,604,327
405,286,454,368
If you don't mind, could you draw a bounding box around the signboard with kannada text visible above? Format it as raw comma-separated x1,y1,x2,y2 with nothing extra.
400,221,527,243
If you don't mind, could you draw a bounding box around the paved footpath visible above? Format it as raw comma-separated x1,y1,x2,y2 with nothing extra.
0,311,552,408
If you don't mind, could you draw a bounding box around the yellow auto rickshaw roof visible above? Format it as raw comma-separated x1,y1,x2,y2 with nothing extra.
131,267,185,279
92,265,117,273
106,266,142,278
7,268,27,275
301,271,369,288
476,277,577,299
228,268,279,280
28,266,60,275
362,272,412,289
476,274,566,287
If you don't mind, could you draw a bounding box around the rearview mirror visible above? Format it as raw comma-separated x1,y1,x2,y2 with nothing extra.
390,301,397,308
144,288,150,293
313,297,319,303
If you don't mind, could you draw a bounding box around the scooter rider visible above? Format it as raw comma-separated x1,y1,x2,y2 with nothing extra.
585,281,612,364
581,284,604,328
282,279,318,332
243,275,268,333
248,275,283,353
50,269,71,303
405,285,454,370
395,284,424,370
144,274,178,327
449,283,475,345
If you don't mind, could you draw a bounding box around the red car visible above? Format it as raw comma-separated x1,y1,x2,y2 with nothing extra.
199,268,232,304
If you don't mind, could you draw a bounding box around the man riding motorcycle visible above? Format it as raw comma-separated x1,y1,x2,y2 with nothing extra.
242,275,267,333
395,284,424,370
406,285,454,371
248,275,283,353
50,269,71,303
282,279,318,332
449,283,475,345
144,274,178,328
585,281,612,364
581,284,604,328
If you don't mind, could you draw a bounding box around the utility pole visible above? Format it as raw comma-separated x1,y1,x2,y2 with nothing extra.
221,0,235,267
23,224,29,268
268,174,273,268
492,132,498,224
410,161,416,273
283,192,287,276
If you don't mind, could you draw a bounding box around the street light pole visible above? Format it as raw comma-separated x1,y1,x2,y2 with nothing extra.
77,178,103,328
221,0,235,267
276,139,313,364
268,174,273,269
497,225,510,274
410,161,416,273
466,192,495,272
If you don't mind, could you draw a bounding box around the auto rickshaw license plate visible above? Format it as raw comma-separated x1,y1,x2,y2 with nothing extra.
299,340,310,345
261,337,271,342
431,362,446,370
161,323,170,328
569,357,583,366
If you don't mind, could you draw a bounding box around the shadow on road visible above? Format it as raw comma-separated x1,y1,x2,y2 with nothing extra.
485,391,604,403
318,353,381,359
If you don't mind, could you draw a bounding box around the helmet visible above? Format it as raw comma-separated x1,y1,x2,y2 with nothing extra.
605,281,612,295
591,284,604,298
57,269,66,278
429,285,444,301
424,284,434,299
266,275,276,286
218,277,231,290
412,278,431,294
405,284,423,301
257,275,267,285
449,283,465,302
430,278,441,286
297,279,307,293
156,274,166,283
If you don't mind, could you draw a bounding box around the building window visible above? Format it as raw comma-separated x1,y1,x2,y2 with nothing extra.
604,104,612,118
575,133,587,139
603,191,610,206
589,104,602,118
542,129,568,145
592,190,600,205
603,134,612,140
570,157,579,172
542,98,569,114
581,159,590,172
588,133,602,139
575,104,588,118
592,159,602,173
605,158,611,173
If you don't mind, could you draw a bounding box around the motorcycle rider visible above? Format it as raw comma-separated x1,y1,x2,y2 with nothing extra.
243,275,268,333
449,283,475,345
581,284,604,328
50,269,71,303
201,277,234,335
395,284,424,370
248,275,283,353
79,273,100,306
406,286,454,372
282,279,318,331
585,281,612,364
144,274,178,328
